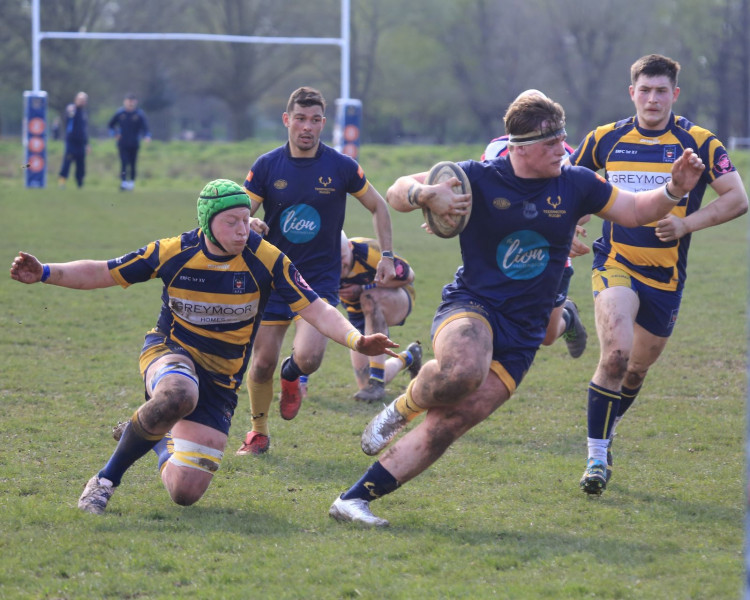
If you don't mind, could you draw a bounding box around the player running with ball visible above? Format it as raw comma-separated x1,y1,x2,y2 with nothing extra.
328,92,706,527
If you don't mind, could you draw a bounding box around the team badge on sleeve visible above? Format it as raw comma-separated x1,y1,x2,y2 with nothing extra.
294,270,312,291
714,153,734,176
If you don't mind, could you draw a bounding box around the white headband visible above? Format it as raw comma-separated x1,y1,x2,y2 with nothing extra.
507,127,567,147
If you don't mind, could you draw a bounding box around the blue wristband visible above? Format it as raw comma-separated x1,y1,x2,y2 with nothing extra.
363,283,377,290
41,264,51,282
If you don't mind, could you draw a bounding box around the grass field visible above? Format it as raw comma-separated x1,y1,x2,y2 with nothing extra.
0,139,747,599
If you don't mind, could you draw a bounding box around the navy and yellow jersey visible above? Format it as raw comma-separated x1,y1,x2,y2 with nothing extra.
448,157,615,344
570,113,736,291
340,237,414,318
107,228,319,389
244,142,370,294
107,108,150,147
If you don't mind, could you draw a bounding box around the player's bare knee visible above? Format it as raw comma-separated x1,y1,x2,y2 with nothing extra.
173,385,200,413
599,349,629,380
430,361,484,405
169,487,203,506
624,369,647,388
155,379,199,418
167,481,212,506
249,360,277,381
294,351,324,374
165,438,222,505
359,291,379,312
145,362,199,424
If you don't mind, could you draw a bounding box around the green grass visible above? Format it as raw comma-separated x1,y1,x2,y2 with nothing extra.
0,139,747,599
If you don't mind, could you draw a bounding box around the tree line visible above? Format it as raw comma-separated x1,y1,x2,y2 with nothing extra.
1,0,748,147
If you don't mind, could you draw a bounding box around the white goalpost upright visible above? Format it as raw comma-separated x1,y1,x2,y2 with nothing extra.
25,0,359,187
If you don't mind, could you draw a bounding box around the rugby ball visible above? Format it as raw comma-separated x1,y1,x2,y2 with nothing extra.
422,161,472,238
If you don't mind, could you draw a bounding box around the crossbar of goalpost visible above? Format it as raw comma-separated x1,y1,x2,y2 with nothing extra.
30,0,352,100
25,0,360,187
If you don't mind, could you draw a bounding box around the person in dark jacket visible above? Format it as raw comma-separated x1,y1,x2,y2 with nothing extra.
58,92,89,188
108,93,151,191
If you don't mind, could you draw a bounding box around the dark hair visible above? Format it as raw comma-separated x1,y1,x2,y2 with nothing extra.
286,86,326,114
630,54,680,88
503,94,565,139
124,93,137,100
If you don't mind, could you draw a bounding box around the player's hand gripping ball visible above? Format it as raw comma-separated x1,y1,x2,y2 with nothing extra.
422,161,472,238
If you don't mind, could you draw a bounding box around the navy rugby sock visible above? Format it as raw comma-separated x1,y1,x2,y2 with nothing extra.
586,382,621,440
99,414,161,487
280,355,304,381
341,461,400,501
618,384,641,418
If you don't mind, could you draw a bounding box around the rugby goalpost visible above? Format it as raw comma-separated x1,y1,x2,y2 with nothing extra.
25,0,362,187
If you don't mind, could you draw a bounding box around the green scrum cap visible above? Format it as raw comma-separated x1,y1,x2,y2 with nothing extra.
197,179,251,246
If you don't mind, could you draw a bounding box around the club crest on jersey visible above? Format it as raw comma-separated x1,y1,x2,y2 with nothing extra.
543,195,566,218
663,145,677,163
714,153,734,175
523,200,538,219
315,176,335,195
274,179,288,190
233,274,245,294
493,198,511,210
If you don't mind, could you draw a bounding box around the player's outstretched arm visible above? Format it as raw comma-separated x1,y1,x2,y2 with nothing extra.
10,251,117,289
298,298,399,357
661,170,748,239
